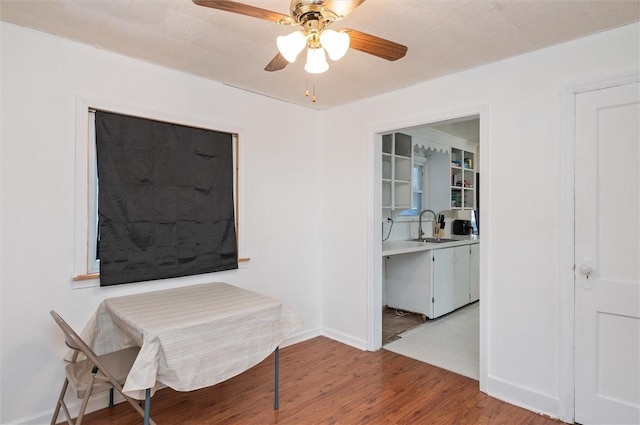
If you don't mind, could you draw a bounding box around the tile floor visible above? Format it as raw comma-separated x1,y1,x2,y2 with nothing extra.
383,301,479,380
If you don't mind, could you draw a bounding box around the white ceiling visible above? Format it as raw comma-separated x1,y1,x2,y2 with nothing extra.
427,117,480,144
1,0,639,110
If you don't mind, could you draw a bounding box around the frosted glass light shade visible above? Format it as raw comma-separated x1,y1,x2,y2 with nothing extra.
277,30,307,63
304,47,329,74
320,29,350,61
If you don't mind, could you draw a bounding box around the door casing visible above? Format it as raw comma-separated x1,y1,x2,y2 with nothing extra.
367,104,490,394
558,71,640,423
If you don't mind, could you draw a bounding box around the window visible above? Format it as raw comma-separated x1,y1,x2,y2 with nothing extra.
411,164,424,213
74,98,244,286
398,163,425,216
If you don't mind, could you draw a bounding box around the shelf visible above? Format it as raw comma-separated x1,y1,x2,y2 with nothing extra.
450,147,475,210
394,157,412,181
394,181,412,207
382,138,392,154
382,155,392,180
382,133,414,211
394,133,412,157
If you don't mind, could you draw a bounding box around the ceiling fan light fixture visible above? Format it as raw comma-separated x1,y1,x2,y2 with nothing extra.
277,30,307,63
304,46,329,74
320,29,350,61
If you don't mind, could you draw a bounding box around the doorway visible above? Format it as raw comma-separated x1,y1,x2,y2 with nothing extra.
370,109,487,387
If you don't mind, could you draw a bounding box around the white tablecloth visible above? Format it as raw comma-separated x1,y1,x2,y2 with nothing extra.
79,282,303,400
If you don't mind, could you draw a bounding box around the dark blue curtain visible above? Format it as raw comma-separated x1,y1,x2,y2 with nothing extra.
95,111,238,286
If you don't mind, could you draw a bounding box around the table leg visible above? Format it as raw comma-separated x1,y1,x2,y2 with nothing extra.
144,388,151,425
274,346,279,410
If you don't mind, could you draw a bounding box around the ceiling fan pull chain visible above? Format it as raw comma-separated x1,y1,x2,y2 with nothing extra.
312,79,317,103
303,76,317,103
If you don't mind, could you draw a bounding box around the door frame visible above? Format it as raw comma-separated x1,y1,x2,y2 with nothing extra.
558,71,640,423
366,103,490,393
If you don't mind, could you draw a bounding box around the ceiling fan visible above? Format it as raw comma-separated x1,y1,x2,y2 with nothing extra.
192,0,408,74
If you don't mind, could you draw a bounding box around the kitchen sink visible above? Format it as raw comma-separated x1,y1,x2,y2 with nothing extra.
412,237,458,243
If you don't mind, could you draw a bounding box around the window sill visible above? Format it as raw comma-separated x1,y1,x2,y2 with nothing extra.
72,257,251,288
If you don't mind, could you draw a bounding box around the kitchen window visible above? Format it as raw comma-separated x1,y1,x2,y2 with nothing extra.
398,161,425,216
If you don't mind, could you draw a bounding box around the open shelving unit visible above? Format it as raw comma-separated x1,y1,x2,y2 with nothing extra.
450,147,476,210
382,133,413,210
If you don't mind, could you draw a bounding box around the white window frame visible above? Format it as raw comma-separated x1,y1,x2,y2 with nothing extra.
87,112,99,275
73,96,246,288
396,156,427,219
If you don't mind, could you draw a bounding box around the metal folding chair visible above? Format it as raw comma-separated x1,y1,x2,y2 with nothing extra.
50,310,156,425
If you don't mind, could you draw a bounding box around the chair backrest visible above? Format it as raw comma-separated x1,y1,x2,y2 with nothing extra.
50,310,120,383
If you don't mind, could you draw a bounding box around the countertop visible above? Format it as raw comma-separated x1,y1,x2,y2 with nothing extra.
382,235,480,256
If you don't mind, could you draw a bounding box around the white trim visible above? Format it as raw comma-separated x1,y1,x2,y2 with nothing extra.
0,36,4,423
405,124,479,153
557,70,639,423
73,96,92,282
87,111,99,274
73,96,247,288
367,104,489,394
486,376,560,420
368,132,383,350
324,326,368,351
413,138,450,155
558,84,577,425
567,71,640,94
477,105,490,394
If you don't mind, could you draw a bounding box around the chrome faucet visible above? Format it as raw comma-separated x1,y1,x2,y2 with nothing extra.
418,209,437,239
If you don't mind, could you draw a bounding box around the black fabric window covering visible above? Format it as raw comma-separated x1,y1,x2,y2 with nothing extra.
95,111,238,286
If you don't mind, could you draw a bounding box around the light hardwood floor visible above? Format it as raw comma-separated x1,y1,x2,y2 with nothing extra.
385,302,480,380
81,336,562,425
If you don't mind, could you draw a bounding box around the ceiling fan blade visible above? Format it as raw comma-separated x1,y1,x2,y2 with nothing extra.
264,53,289,72
342,28,407,61
323,0,366,19
192,0,291,24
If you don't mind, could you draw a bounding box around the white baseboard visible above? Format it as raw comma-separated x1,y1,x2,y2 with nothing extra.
15,391,117,425
486,375,561,421
321,327,368,351
282,327,322,348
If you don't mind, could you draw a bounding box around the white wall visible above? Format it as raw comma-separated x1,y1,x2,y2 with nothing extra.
0,22,322,424
320,23,639,420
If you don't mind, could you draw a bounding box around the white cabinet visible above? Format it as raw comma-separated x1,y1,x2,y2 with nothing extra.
453,246,471,310
450,147,476,210
432,248,454,318
382,133,413,210
433,245,470,318
469,244,480,302
385,243,480,320
385,251,431,316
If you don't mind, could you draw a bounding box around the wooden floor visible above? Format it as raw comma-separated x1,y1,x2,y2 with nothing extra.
82,336,563,425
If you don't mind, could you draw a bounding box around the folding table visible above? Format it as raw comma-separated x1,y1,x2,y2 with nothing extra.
79,282,303,424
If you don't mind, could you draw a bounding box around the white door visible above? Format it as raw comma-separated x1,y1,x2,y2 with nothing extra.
574,81,640,425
